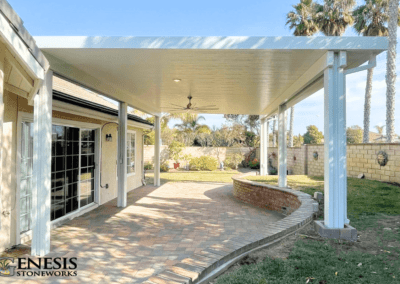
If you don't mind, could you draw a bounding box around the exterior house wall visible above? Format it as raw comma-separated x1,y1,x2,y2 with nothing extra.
0,93,146,251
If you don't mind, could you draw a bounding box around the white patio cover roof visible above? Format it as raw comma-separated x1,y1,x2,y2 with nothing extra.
35,36,387,116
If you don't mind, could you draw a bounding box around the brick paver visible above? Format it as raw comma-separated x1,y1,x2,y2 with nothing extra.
4,182,283,283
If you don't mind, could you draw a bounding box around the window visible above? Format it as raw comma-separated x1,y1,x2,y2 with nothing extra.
127,131,136,175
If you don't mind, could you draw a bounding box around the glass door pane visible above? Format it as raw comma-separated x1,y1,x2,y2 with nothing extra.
80,129,96,207
51,126,80,220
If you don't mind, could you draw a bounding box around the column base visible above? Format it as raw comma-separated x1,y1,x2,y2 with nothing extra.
314,220,357,242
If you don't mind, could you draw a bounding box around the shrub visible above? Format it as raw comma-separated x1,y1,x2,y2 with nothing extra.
189,156,218,171
168,141,185,162
249,158,260,169
160,162,169,172
144,162,153,170
224,153,243,169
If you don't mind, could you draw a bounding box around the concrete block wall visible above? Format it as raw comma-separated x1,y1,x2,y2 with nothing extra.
347,144,400,183
257,143,400,183
144,145,253,168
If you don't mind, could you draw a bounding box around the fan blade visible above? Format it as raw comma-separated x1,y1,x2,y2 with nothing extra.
169,103,185,108
197,105,217,108
194,108,219,111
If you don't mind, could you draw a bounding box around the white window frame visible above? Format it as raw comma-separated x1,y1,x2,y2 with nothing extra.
127,130,136,177
16,112,101,244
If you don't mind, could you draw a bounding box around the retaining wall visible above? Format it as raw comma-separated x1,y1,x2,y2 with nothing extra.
232,177,301,214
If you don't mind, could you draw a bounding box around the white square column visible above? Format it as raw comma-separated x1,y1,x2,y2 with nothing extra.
0,46,4,229
260,118,269,176
323,51,349,228
117,102,127,207
278,104,288,187
32,70,52,256
154,115,161,186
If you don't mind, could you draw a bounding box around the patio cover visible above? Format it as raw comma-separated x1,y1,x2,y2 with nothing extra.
34,36,387,116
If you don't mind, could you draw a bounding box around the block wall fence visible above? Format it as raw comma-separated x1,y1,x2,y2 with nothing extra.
144,144,400,183
258,143,400,183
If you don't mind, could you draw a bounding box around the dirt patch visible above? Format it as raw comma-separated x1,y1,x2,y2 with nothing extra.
209,216,400,284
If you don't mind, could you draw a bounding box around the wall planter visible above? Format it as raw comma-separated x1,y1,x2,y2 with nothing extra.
377,151,388,167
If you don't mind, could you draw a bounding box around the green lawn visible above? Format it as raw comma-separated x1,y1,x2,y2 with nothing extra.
146,170,240,184
214,175,400,284
245,175,400,228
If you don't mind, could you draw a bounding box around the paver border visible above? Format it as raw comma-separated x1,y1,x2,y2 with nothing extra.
144,177,318,284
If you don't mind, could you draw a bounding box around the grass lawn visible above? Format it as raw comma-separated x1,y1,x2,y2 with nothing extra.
145,169,241,184
214,175,400,284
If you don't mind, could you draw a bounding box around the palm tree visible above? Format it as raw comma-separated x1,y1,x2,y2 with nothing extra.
286,0,320,36
386,0,399,142
353,0,394,143
174,114,210,145
315,0,356,36
286,1,320,148
272,117,277,147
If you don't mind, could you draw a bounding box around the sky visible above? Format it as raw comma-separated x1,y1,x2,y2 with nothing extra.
9,0,400,136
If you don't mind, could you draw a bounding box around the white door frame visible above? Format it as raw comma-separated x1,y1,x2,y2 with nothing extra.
15,111,101,245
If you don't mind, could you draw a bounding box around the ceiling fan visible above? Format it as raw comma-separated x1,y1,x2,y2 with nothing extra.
165,95,219,113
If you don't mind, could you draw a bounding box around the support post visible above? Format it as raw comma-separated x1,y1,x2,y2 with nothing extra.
260,118,269,175
0,45,4,229
154,115,161,186
117,102,127,207
278,104,287,187
323,51,349,228
32,70,52,256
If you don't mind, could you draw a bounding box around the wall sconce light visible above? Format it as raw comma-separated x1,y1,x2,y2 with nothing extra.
106,134,112,142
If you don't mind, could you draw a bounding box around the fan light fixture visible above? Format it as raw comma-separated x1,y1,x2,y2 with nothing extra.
173,79,181,82
164,95,218,113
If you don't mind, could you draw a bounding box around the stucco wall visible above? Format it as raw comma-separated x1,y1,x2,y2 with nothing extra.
0,93,145,251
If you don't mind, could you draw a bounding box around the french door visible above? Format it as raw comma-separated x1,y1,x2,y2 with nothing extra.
19,122,98,232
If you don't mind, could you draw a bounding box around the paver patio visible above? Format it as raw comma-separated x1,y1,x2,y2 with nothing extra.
6,182,283,283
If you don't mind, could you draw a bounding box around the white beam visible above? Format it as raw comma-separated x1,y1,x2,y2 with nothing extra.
0,12,44,80
278,104,287,187
0,42,4,230
323,51,349,229
260,118,269,176
117,102,128,207
31,70,52,256
154,116,161,186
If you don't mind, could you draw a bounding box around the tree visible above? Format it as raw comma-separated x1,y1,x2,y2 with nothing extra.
293,134,304,147
315,0,356,36
347,125,363,144
353,0,399,143
375,124,386,141
223,114,260,134
286,0,320,36
386,0,399,142
304,125,324,144
174,114,210,146
272,117,277,147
